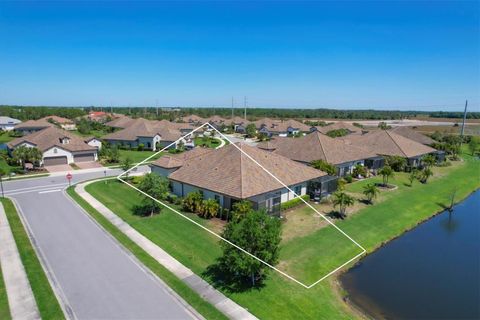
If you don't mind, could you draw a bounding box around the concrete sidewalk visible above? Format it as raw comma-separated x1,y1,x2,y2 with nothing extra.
0,202,40,320
75,181,257,320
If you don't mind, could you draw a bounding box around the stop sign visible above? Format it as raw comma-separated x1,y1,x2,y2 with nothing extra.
66,173,72,180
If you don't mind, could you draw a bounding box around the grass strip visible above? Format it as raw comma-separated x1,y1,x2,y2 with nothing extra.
1,198,64,319
66,187,228,320
0,262,11,320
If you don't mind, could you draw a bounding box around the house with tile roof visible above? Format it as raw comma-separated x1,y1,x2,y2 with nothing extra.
389,126,435,146
254,118,311,137
0,116,21,131
258,132,381,176
341,130,438,167
152,143,331,213
7,126,98,166
102,118,191,151
13,115,76,135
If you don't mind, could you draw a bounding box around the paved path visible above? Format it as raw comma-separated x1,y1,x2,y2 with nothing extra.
76,181,258,320
0,202,40,320
4,167,199,320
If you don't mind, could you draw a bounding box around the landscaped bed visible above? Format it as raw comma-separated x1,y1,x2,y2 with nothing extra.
78,151,480,319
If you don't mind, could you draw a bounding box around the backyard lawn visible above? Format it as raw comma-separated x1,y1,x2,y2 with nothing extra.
194,136,222,148
118,150,163,164
81,152,480,319
0,132,15,144
1,198,64,319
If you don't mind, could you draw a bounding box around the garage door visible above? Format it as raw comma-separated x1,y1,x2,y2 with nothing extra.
74,153,95,162
44,156,68,166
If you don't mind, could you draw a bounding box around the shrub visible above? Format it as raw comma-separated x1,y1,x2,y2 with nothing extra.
132,198,161,217
352,164,367,178
182,191,203,213
280,194,310,211
198,199,220,219
344,174,353,183
137,143,145,151
310,159,336,176
385,155,407,172
326,128,349,138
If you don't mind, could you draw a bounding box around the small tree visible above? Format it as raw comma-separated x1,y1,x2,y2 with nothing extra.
418,167,433,184
362,183,379,204
199,199,220,219
245,123,257,138
332,191,355,218
469,137,479,156
12,146,30,168
220,209,282,286
121,157,133,180
352,164,367,178
385,155,407,172
378,122,391,130
182,191,203,213
139,173,169,200
378,165,394,186
28,148,43,168
310,159,336,176
421,154,436,169
232,200,253,221
408,168,418,187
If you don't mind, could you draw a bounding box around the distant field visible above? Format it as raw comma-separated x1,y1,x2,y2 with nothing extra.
413,125,480,136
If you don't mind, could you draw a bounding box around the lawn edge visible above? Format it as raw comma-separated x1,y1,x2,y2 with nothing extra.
2,197,66,319
66,186,229,320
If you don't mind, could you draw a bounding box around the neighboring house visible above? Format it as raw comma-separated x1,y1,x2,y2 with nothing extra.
181,115,207,125
86,111,113,123
341,130,439,167
7,126,98,166
41,116,77,131
258,132,381,176
314,121,364,136
206,116,227,130
84,137,103,150
150,147,213,177
14,118,53,135
225,116,250,134
152,143,331,213
389,126,435,146
105,115,137,129
254,118,311,137
103,118,187,151
0,117,21,131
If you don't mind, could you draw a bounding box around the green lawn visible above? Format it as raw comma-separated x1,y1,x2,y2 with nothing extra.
81,152,480,319
0,263,10,320
194,137,221,148
1,198,64,319
0,132,15,144
66,187,227,320
118,149,163,164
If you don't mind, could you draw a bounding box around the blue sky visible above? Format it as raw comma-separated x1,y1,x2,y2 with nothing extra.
0,1,478,111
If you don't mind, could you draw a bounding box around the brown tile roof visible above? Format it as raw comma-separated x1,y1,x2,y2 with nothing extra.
225,116,250,125
267,132,377,165
14,118,53,129
206,116,227,125
317,121,361,135
181,115,207,124
389,126,435,145
254,118,311,133
169,143,326,199
105,116,137,129
40,115,74,124
151,147,213,169
341,130,436,158
7,127,96,153
103,118,183,142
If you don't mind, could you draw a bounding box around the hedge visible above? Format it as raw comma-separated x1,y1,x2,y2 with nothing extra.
280,194,310,210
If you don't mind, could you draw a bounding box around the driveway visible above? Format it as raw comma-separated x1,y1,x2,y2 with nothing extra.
4,168,196,320
44,164,72,172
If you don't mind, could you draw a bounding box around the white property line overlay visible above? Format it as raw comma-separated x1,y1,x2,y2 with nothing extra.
117,122,367,289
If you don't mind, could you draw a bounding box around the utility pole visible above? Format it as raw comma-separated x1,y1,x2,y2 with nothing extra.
461,100,468,138
244,96,247,120
156,99,159,117
231,97,234,118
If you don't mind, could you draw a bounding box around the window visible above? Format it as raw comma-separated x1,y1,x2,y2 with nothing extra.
53,148,57,154
214,194,220,203
294,185,302,195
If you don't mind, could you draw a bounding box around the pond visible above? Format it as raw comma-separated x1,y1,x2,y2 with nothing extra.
340,190,480,319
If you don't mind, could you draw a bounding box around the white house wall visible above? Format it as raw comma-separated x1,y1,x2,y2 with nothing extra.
87,139,102,150
43,147,74,164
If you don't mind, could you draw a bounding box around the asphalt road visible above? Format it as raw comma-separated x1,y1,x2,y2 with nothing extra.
3,168,197,320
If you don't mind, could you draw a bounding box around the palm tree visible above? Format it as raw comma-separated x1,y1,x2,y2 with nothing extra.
332,191,355,218
362,183,379,204
27,148,43,168
421,154,436,169
12,146,30,168
408,168,418,187
232,200,253,221
419,167,433,183
200,199,220,219
378,165,394,186
121,157,133,180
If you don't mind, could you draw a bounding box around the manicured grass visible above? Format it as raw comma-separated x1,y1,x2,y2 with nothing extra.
1,198,64,319
194,137,221,148
0,263,11,320
66,187,227,320
118,149,163,163
83,153,480,319
0,132,15,144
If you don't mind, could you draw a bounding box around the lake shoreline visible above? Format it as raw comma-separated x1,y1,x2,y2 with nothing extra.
334,186,480,320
